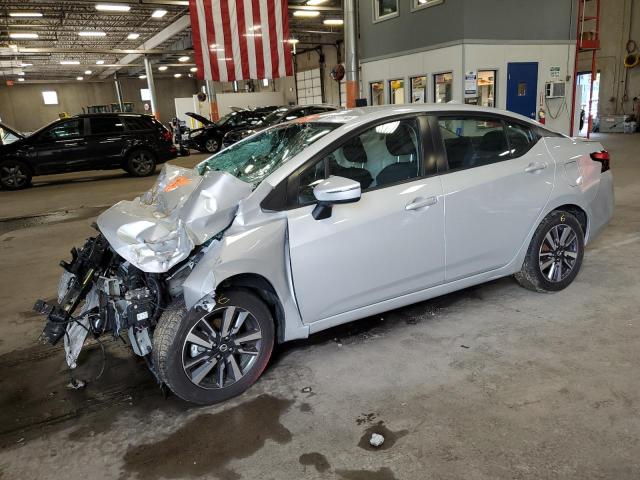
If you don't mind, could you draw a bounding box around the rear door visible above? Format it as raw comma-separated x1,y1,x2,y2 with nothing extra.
34,118,88,172
86,116,127,167
435,114,554,281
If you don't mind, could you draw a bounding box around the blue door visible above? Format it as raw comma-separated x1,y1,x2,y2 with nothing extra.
507,62,538,120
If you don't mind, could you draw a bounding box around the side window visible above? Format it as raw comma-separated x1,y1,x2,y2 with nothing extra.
296,118,423,206
505,122,538,157
89,117,125,135
41,119,83,141
438,117,509,170
124,116,153,131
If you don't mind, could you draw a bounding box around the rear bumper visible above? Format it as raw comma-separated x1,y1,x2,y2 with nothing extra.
586,171,614,244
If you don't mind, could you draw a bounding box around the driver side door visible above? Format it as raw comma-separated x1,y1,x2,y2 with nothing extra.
285,116,446,324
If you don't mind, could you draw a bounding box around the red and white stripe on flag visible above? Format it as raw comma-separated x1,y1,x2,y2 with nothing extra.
189,0,294,82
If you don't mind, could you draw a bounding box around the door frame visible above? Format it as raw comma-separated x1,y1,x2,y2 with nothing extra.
506,62,539,120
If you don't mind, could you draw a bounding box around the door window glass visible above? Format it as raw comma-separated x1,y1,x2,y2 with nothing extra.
124,116,154,131
505,122,538,157
41,119,83,140
370,82,385,106
90,117,125,135
389,79,405,104
410,76,427,103
477,70,497,108
438,117,509,170
434,73,453,103
374,0,399,21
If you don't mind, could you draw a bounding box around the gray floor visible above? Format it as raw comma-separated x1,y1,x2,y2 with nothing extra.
0,135,638,480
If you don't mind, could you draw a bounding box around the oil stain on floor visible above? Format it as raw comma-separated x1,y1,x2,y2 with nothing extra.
121,394,294,480
299,452,331,473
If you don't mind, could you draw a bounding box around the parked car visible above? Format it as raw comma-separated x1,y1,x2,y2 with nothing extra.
36,105,614,405
0,123,23,146
0,114,177,190
183,109,268,153
221,104,339,148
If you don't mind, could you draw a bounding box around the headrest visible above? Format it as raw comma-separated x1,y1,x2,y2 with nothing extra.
479,130,507,151
386,123,417,156
342,136,368,163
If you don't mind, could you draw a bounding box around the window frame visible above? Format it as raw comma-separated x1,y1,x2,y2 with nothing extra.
411,0,444,12
373,0,400,23
388,78,406,104
410,75,429,103
476,69,498,108
433,71,454,104
369,80,385,106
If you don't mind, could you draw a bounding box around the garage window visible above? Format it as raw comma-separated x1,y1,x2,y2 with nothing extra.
373,0,399,22
434,72,453,103
389,79,405,104
410,76,427,103
370,81,385,106
89,116,125,135
412,0,444,11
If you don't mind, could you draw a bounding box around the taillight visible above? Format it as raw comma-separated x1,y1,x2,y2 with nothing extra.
590,150,610,173
162,129,172,142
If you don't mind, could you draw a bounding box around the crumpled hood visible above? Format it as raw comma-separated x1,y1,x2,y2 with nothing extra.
97,164,253,273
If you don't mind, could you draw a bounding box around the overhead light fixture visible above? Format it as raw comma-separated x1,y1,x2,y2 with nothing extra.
287,38,300,44
127,33,140,40
306,0,328,5
139,75,147,79
77,76,84,81
78,31,106,37
17,71,25,76
60,60,80,65
95,4,131,12
323,19,344,25
18,78,25,82
190,67,197,72
9,33,38,39
158,65,168,71
84,70,92,75
9,12,43,17
178,56,189,62
96,59,105,65
293,10,320,17
151,9,167,18
20,63,32,67
175,1,189,5
174,73,182,78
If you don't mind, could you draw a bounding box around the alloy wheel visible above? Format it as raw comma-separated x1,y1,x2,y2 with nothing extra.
130,152,154,175
205,138,219,153
181,306,263,389
1,163,29,188
538,224,579,282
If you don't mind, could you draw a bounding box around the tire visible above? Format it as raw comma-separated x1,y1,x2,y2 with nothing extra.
204,136,221,154
515,210,585,292
152,290,275,405
0,160,32,190
125,149,157,177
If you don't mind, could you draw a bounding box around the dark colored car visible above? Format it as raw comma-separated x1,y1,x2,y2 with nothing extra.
0,114,177,190
221,104,338,148
183,110,268,154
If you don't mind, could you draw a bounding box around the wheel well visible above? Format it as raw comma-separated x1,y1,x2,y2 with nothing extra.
554,204,588,234
217,274,286,343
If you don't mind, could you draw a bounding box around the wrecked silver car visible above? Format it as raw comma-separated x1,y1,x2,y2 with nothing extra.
36,106,614,404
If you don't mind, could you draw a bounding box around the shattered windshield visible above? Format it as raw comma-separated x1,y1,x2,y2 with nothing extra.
198,122,336,187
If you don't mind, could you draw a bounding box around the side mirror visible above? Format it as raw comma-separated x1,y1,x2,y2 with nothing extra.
312,176,361,220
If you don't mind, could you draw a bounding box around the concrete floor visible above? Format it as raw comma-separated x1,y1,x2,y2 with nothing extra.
0,135,638,480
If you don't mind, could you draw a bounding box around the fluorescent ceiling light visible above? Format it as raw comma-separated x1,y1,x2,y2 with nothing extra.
287,38,300,44
306,0,328,5
174,73,182,78
323,19,344,25
78,31,106,37
190,67,197,72
96,60,105,65
77,76,84,81
95,4,131,12
293,10,320,17
9,12,43,17
178,56,189,62
9,33,38,39
158,65,168,71
139,75,147,79
18,78,25,82
60,60,80,65
84,70,92,75
151,9,167,18
127,33,140,40
17,71,25,76
20,63,32,67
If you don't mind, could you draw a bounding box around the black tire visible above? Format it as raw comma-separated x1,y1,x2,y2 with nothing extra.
515,210,585,292
125,149,157,177
152,290,274,405
204,136,221,154
0,159,32,190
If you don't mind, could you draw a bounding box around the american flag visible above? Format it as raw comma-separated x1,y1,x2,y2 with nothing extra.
189,0,294,82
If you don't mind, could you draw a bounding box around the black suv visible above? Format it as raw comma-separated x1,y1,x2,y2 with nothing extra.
0,113,177,190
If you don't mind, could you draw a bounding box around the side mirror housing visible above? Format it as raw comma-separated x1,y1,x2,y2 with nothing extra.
312,176,361,220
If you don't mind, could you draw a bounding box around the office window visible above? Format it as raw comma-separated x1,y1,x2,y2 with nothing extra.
410,76,427,103
434,72,453,103
374,0,399,22
42,91,58,105
389,79,405,104
412,0,444,11
370,81,385,106
140,88,151,101
478,70,497,108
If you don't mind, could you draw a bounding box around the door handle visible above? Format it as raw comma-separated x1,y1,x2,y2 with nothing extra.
525,162,548,174
406,196,438,211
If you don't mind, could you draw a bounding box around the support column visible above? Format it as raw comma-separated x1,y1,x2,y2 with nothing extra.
143,56,159,119
344,0,359,108
114,74,125,112
205,79,219,121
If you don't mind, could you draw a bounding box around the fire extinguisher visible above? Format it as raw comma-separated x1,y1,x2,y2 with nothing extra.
538,108,546,125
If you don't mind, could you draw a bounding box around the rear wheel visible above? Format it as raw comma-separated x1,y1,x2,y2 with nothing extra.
0,160,32,190
515,210,584,292
204,137,221,154
125,149,156,177
153,290,274,405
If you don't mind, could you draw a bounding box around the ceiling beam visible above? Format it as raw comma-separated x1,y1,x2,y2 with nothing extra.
4,47,192,55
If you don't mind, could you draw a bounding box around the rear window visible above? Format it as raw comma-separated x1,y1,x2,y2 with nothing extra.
90,116,125,135
123,116,155,131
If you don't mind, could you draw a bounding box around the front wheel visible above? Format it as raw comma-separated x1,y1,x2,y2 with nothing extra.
0,160,32,190
152,290,274,405
515,210,585,292
204,137,221,154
